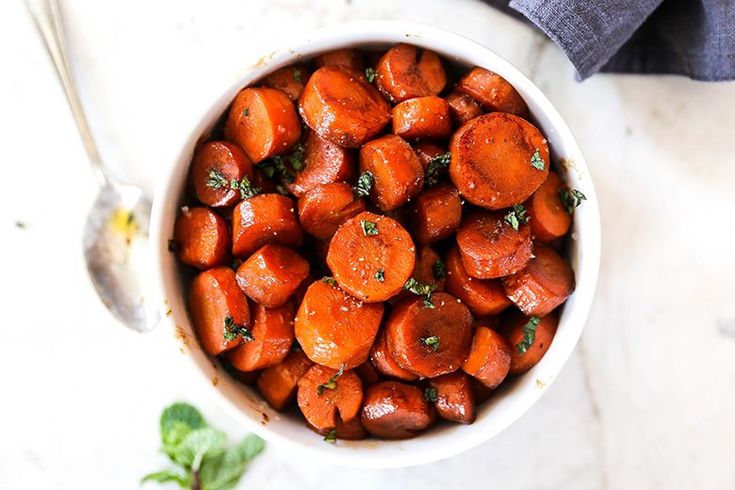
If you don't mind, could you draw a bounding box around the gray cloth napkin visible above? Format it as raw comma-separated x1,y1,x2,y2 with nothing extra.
485,0,735,81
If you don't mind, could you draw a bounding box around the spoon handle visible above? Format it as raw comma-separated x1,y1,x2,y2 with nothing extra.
25,0,109,187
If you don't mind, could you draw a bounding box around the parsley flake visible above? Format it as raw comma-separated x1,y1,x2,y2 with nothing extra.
559,188,587,214
206,169,260,199
242,107,250,117
353,171,374,198
425,152,451,187
374,268,385,282
424,386,438,403
223,316,254,343
432,259,446,281
420,336,440,351
324,429,337,443
504,204,530,231
287,142,305,171
293,69,302,83
317,365,344,395
322,276,338,287
404,278,437,308
361,220,379,236
516,316,541,354
365,67,377,83
530,149,545,170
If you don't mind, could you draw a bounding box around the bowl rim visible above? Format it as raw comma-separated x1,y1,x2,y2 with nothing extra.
150,20,601,468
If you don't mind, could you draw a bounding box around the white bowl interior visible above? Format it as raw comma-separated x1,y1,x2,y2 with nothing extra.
150,21,601,468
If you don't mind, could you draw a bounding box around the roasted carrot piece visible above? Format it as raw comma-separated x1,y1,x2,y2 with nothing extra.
461,326,512,389
502,310,558,374
413,142,447,171
188,267,250,356
428,371,476,424
369,329,419,381
257,350,313,410
297,364,363,430
314,48,365,72
299,66,391,148
231,194,303,257
412,246,446,290
298,183,367,240
375,44,446,103
235,243,310,308
261,64,309,101
361,381,436,439
445,91,483,126
354,362,382,385
411,184,462,245
225,87,301,163
527,171,572,243
449,112,549,210
173,207,230,270
326,211,416,302
392,96,452,139
287,130,357,197
359,135,424,211
456,67,528,116
444,246,511,316
294,280,383,369
226,302,294,371
309,416,367,441
470,378,494,403
502,243,575,316
456,209,533,279
191,141,254,207
386,292,473,378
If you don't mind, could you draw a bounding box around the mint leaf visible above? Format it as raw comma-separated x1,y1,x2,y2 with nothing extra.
199,434,265,490
516,316,541,354
141,469,190,487
161,403,205,448
530,149,545,170
169,427,227,471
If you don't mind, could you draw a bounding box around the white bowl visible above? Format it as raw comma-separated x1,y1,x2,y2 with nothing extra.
150,20,601,468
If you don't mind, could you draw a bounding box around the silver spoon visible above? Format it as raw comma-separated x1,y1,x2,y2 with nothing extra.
26,0,160,332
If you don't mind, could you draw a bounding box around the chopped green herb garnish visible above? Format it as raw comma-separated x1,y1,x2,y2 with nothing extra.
223,316,254,343
559,188,587,214
167,240,178,252
324,429,337,443
420,336,440,351
504,204,530,231
361,220,379,236
287,142,305,171
293,69,302,83
207,169,260,199
317,365,344,395
242,107,250,117
353,171,374,198
404,277,437,308
322,276,337,287
231,258,243,270
365,67,377,83
374,268,385,282
256,156,295,183
530,149,545,171
424,386,438,403
432,259,446,281
425,152,451,186
516,316,541,354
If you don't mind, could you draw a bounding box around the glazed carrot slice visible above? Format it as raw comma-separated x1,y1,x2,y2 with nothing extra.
294,280,383,369
389,245,445,307
361,381,436,439
231,194,303,257
235,243,310,308
502,310,558,374
375,44,446,103
456,209,533,279
326,211,416,302
527,171,572,243
190,141,254,207
359,135,424,211
444,246,511,316
354,361,382,385
173,207,230,270
413,141,447,171
461,326,512,389
386,292,473,378
308,416,367,441
411,184,462,245
188,267,250,356
287,130,357,197
225,87,301,163
297,183,367,240
369,329,419,381
445,91,483,126
261,64,309,101
449,112,549,210
456,67,528,116
226,302,294,371
470,377,494,403
392,96,452,139
299,66,391,148
257,350,313,410
428,371,476,424
314,48,365,72
502,243,575,316
297,364,363,430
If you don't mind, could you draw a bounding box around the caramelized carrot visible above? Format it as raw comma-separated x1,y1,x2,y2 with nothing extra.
392,96,452,139
471,378,494,403
354,362,382,385
386,292,473,378
375,44,446,102
294,280,383,369
287,130,357,197
188,267,250,356
361,381,436,439
369,329,419,381
299,66,391,148
456,67,528,116
326,211,416,302
227,302,294,371
444,246,511,316
297,364,363,430
428,371,476,424
502,243,575,316
359,135,424,211
314,48,365,72
173,207,230,270
461,326,512,389
261,64,309,101
502,310,558,374
257,350,313,410
449,112,549,209
225,87,301,163
411,184,462,245
413,142,447,171
456,209,533,279
298,183,366,240
191,141,254,207
527,171,572,243
231,194,303,257
235,243,310,308
308,416,367,441
445,91,482,126
412,246,446,290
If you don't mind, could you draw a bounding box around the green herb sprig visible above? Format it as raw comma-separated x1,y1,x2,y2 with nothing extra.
365,67,376,83
223,316,254,343
559,188,587,214
530,149,545,171
317,365,345,395
504,204,530,231
432,259,446,281
207,169,260,199
322,276,338,287
516,316,541,354
425,152,451,187
257,142,305,184
424,386,438,403
404,278,437,308
361,220,379,236
353,171,374,198
324,429,337,443
420,336,440,351
374,268,385,282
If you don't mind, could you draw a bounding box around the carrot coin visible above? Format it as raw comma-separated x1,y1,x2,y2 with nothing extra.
444,246,511,316
461,326,512,389
227,302,295,371
411,184,462,245
297,364,363,430
445,91,483,126
375,44,446,102
257,350,313,410
502,310,558,374
361,381,436,439
413,142,447,171
261,64,309,101
392,96,452,139
235,243,310,308
287,130,357,197
298,183,366,240
314,48,365,72
370,329,419,381
190,141,254,207
308,416,367,441
527,171,572,243
456,66,528,116
428,371,476,424
231,194,303,257
173,207,230,270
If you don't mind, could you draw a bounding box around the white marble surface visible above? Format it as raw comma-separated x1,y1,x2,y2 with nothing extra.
2,0,735,488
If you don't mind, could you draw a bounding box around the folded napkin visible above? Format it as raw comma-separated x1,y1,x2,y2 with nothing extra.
486,0,735,81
